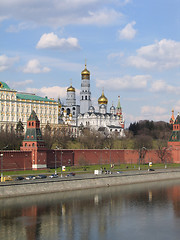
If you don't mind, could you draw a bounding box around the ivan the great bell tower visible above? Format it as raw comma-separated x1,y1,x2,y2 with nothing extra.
80,63,91,113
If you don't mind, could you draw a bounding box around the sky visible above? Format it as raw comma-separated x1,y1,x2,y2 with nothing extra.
0,0,180,127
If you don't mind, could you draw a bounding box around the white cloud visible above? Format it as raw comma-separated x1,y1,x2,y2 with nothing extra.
150,80,180,94
174,101,180,113
80,8,123,26
13,79,33,87
96,75,151,90
128,39,180,70
23,59,51,74
6,22,35,33
141,106,167,115
107,52,124,60
118,21,137,40
26,85,80,100
36,33,80,50
0,55,19,71
0,1,125,28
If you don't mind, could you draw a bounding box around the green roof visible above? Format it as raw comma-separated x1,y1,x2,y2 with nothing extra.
174,114,180,124
16,93,56,102
0,81,11,90
169,131,180,142
28,110,39,121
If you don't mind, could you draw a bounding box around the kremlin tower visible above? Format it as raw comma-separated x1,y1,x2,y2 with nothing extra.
80,63,91,113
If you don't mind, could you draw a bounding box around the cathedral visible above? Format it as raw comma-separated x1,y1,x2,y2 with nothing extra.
61,63,125,136
0,63,125,136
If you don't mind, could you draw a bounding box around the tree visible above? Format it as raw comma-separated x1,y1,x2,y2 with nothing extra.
16,120,24,136
156,139,171,164
43,123,54,149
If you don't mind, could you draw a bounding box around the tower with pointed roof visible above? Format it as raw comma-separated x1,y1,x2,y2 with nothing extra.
170,109,175,125
116,96,124,128
169,113,180,142
21,110,47,169
80,62,91,113
168,113,180,163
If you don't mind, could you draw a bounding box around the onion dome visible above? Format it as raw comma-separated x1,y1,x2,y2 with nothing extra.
81,63,90,80
69,113,72,117
110,104,115,111
67,85,75,92
88,105,95,113
98,90,108,105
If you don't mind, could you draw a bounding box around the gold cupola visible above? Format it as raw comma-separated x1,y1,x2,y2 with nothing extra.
81,63,90,80
98,90,108,105
67,85,75,92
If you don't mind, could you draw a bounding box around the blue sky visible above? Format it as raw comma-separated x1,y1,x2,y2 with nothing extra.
0,0,180,127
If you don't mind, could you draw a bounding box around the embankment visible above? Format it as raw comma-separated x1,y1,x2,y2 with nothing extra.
1,170,180,199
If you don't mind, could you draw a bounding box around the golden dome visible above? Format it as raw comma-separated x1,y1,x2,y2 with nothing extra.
69,113,72,117
98,90,108,105
67,85,75,92
81,64,90,75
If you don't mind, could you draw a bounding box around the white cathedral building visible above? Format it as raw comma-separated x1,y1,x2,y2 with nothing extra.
0,63,124,136
61,64,125,136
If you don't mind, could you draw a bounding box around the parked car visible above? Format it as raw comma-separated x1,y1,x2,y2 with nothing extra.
15,176,24,181
25,175,36,180
49,174,58,178
66,172,75,177
36,175,47,179
4,176,13,181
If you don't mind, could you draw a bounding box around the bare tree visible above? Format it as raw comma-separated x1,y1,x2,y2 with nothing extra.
156,139,171,164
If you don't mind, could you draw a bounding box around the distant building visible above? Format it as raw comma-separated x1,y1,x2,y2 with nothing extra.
0,81,58,131
61,63,125,136
0,62,125,136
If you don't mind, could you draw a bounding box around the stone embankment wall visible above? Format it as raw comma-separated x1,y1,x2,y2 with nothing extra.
1,170,180,199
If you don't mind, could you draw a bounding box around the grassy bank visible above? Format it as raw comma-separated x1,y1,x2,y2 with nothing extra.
2,163,180,177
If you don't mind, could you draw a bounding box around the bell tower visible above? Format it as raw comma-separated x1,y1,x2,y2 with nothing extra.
80,62,91,113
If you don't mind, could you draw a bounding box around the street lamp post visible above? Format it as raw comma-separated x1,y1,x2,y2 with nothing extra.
55,150,57,174
0,153,3,182
61,150,63,178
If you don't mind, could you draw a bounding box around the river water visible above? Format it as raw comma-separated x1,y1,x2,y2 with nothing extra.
1,179,180,240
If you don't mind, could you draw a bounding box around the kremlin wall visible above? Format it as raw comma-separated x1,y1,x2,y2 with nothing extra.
1,110,180,172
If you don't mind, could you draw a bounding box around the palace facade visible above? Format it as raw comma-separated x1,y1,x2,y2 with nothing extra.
0,81,58,131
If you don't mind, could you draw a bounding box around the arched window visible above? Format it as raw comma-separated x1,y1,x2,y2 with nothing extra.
82,96,83,100
67,108,70,115
85,96,87,100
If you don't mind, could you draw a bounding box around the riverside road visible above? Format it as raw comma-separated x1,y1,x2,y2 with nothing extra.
1,168,180,187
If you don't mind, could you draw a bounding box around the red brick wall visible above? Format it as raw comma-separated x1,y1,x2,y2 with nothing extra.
46,150,74,168
0,151,32,171
168,142,180,163
73,149,171,166
0,148,175,172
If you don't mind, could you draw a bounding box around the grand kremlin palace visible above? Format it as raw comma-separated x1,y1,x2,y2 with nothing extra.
0,81,58,131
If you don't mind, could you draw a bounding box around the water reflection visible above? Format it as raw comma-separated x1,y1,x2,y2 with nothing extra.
1,180,180,240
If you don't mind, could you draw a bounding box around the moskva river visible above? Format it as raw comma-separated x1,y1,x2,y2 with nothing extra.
1,179,180,240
